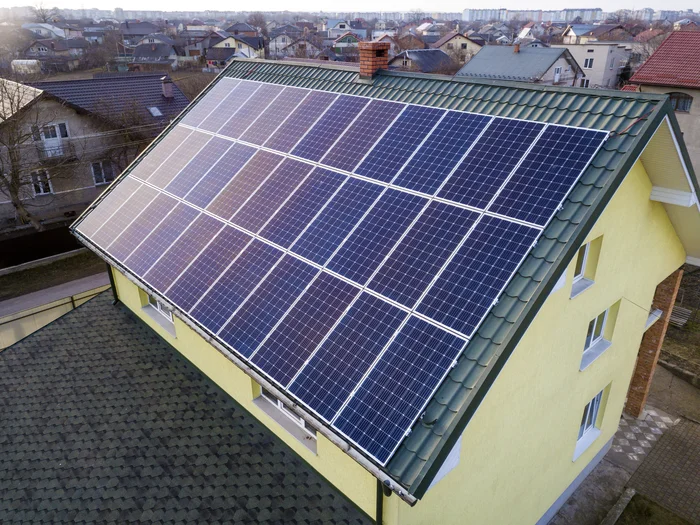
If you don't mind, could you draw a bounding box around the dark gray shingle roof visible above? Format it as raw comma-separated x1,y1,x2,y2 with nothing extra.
0,293,372,524
456,46,569,82
389,49,455,73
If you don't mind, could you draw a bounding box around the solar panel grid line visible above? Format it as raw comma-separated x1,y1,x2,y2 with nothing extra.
74,177,142,238
100,186,162,250
274,92,341,155
147,132,214,189
179,78,241,127
240,87,312,146
354,107,449,183
225,154,287,222
205,81,266,135
191,78,252,132
232,85,293,141
317,101,407,171
76,177,143,239
121,172,482,341
164,139,236,199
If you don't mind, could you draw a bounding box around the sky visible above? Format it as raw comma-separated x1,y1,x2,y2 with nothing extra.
0,0,695,15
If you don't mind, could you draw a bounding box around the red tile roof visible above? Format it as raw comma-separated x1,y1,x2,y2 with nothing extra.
620,84,639,91
630,31,700,89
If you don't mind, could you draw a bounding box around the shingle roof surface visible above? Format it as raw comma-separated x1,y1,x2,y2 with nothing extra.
456,46,567,81
33,74,189,129
390,49,454,73
213,60,669,497
629,31,700,88
0,293,372,525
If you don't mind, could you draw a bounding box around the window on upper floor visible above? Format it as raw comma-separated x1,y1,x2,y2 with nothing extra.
92,160,115,185
255,386,317,451
668,92,693,113
584,58,594,69
148,294,173,322
31,170,52,195
571,236,602,298
224,42,230,47
609,58,615,70
447,43,453,49
580,300,619,370
139,287,176,336
580,78,590,88
584,309,608,352
587,48,594,53
461,42,467,49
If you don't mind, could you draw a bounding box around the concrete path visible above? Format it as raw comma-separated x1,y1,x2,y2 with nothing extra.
0,272,109,318
648,365,700,422
628,418,700,524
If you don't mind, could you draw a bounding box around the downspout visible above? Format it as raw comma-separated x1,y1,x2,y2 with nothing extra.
376,479,383,525
106,263,119,305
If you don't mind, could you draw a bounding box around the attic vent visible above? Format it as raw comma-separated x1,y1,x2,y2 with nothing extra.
148,107,163,117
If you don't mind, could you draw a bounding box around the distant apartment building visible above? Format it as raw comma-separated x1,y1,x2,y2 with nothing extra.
462,8,603,23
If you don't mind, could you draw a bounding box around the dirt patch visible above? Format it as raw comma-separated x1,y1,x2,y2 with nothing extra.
617,494,692,525
663,326,700,378
0,251,106,302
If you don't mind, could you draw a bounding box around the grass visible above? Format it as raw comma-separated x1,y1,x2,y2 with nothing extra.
617,494,692,525
0,251,106,302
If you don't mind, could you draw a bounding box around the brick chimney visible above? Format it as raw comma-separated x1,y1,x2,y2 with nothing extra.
359,41,390,79
161,76,174,99
514,43,520,53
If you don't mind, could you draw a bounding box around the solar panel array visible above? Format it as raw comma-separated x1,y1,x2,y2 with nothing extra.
75,78,608,465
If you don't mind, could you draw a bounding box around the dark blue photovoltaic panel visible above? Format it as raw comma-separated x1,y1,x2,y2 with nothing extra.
252,273,359,386
217,83,284,139
393,112,491,194
291,178,384,265
326,190,426,284
231,158,313,233
368,202,479,307
206,151,283,221
180,78,239,127
240,87,310,145
144,214,224,293
147,131,211,189
417,215,540,336
184,143,256,209
106,193,177,261
260,168,345,248
355,106,445,182
198,80,261,133
264,90,337,153
89,183,158,249
437,118,544,208
334,316,465,464
164,138,232,198
321,100,405,172
76,177,141,238
289,293,407,422
123,203,200,275
166,226,251,311
291,95,369,162
219,256,319,357
190,240,283,333
489,126,607,226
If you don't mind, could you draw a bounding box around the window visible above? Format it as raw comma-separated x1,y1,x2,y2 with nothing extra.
148,106,163,117
148,294,173,322
578,390,603,440
609,58,615,70
573,243,590,283
92,160,115,185
584,58,594,69
461,42,467,49
237,42,242,49
447,43,453,49
580,78,590,88
668,92,693,113
259,387,317,442
31,170,52,195
224,42,230,47
587,48,594,53
584,309,608,352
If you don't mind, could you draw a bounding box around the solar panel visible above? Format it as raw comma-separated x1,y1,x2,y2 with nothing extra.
75,77,608,468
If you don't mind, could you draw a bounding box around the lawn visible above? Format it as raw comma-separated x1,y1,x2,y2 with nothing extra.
617,494,692,525
0,251,106,302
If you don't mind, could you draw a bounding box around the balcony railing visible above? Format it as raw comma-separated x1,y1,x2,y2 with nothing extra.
36,140,77,164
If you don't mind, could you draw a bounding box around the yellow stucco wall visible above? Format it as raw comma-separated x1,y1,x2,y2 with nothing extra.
112,270,377,517
391,160,686,525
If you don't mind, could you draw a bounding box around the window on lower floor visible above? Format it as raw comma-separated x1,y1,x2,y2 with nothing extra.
584,58,594,69
148,294,173,322
578,389,603,440
584,309,608,351
92,160,115,185
31,170,52,195
668,92,693,113
580,78,590,88
580,300,619,370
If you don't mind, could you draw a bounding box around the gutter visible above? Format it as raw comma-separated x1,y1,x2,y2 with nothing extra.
71,232,417,506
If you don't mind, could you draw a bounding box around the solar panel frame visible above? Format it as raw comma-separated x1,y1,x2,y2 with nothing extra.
179,77,240,127
240,87,311,146
216,83,285,138
198,80,263,134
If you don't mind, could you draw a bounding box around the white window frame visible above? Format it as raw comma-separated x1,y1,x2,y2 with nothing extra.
31,170,52,195
573,389,604,460
148,294,173,322
580,78,590,88
91,160,115,185
573,243,590,283
260,387,317,440
584,309,608,352
584,58,594,69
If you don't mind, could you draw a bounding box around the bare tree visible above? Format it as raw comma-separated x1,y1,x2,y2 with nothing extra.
30,3,60,23
247,12,269,38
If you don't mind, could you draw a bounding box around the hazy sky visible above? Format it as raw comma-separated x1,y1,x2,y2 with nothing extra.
0,0,694,15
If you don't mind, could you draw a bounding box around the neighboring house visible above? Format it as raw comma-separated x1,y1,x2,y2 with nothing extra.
205,47,238,68
119,21,159,46
212,35,264,59
223,22,258,38
456,45,583,86
326,20,366,40
23,39,88,72
82,31,105,44
282,38,321,59
388,49,456,73
431,32,481,63
269,32,299,57
21,23,65,39
129,42,183,71
374,34,399,57
562,24,632,44
553,43,632,89
395,32,426,51
625,31,700,177
631,29,669,68
0,74,188,238
333,32,361,55
66,48,699,525
674,19,699,31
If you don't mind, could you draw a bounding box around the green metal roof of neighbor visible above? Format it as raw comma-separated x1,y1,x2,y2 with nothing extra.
77,58,694,500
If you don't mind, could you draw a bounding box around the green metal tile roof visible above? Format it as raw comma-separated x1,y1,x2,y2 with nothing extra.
78,58,689,501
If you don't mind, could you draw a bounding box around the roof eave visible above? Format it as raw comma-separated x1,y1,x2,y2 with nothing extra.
408,98,672,500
